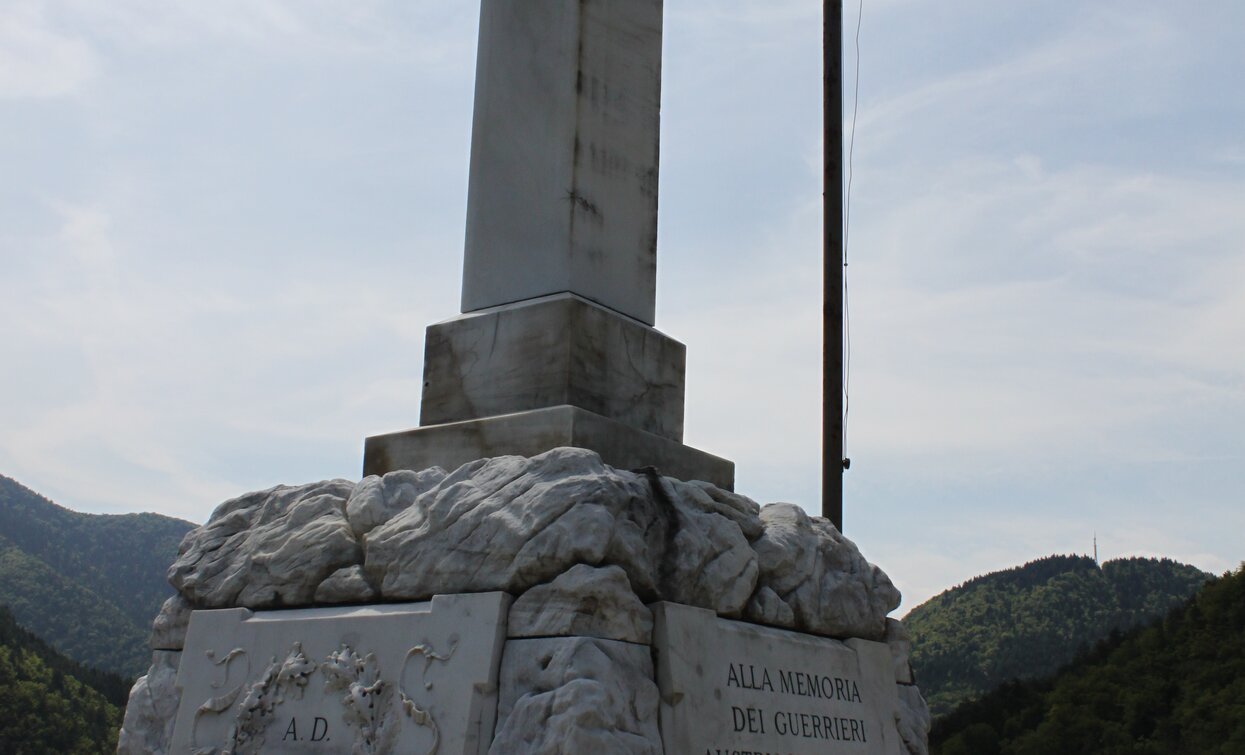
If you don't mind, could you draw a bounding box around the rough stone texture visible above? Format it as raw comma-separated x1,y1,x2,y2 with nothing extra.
168,448,898,640
345,466,446,539
897,684,932,755
887,617,915,685
133,452,925,752
116,650,181,755
654,476,759,614
745,585,796,628
313,564,377,604
149,595,192,651
509,564,653,644
491,637,661,754
168,479,360,609
748,503,901,640
365,449,758,616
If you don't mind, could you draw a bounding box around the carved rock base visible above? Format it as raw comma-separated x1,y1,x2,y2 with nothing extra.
118,451,930,754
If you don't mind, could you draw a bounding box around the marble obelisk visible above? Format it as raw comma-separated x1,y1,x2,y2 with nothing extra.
364,0,733,488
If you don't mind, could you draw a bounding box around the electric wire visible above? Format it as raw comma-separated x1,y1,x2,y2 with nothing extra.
842,0,863,458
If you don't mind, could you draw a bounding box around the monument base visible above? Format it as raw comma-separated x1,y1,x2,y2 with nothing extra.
363,405,735,490
169,595,509,754
119,450,930,754
129,594,925,755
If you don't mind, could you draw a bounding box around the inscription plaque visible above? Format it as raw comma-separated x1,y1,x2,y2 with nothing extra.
169,593,510,754
653,603,904,755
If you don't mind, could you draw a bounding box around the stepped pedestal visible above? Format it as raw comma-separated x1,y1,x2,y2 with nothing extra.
364,294,733,489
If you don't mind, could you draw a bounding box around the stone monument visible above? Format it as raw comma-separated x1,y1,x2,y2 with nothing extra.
362,0,732,490
118,1,930,753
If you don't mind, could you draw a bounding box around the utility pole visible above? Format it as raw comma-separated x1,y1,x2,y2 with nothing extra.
823,0,846,530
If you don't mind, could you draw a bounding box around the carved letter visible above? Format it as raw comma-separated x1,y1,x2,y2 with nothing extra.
311,717,329,742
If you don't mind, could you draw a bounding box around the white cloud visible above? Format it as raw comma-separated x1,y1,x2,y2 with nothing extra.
0,1,97,98
1214,147,1245,167
42,0,474,63
818,128,1244,467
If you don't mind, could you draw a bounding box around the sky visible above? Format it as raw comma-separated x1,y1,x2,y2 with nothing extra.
2,0,1243,611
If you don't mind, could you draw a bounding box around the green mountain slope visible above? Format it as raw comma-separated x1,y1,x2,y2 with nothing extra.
0,476,193,627
931,564,1245,755
0,535,151,677
0,476,195,677
905,554,1210,715
0,605,123,754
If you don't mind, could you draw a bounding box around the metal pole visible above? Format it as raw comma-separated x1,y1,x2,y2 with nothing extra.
823,0,845,530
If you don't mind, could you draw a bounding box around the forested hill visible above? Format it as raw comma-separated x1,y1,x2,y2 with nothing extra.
931,564,1245,754
904,554,1211,715
0,605,123,753
0,475,195,677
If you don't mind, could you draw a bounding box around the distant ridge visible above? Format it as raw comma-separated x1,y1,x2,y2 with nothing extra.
904,553,1211,715
931,564,1245,754
0,475,195,677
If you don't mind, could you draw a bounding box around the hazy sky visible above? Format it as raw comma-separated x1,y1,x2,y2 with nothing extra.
3,0,1243,610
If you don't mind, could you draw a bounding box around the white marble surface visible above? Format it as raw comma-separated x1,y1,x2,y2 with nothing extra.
461,0,663,325
508,564,653,644
653,602,906,755
170,448,898,639
896,684,932,755
130,448,924,754
363,449,760,614
345,467,446,540
420,294,686,441
118,650,182,755
491,637,661,754
149,595,192,651
886,618,915,685
749,503,900,639
169,593,510,755
168,479,361,609
313,565,376,604
364,405,735,489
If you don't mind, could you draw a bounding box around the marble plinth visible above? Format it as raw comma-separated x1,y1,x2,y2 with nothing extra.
421,294,686,441
363,406,734,490
654,602,907,755
168,593,509,755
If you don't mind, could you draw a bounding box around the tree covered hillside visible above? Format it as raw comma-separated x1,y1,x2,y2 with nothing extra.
0,605,123,754
905,554,1210,715
0,537,152,679
0,475,195,677
932,564,1245,755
